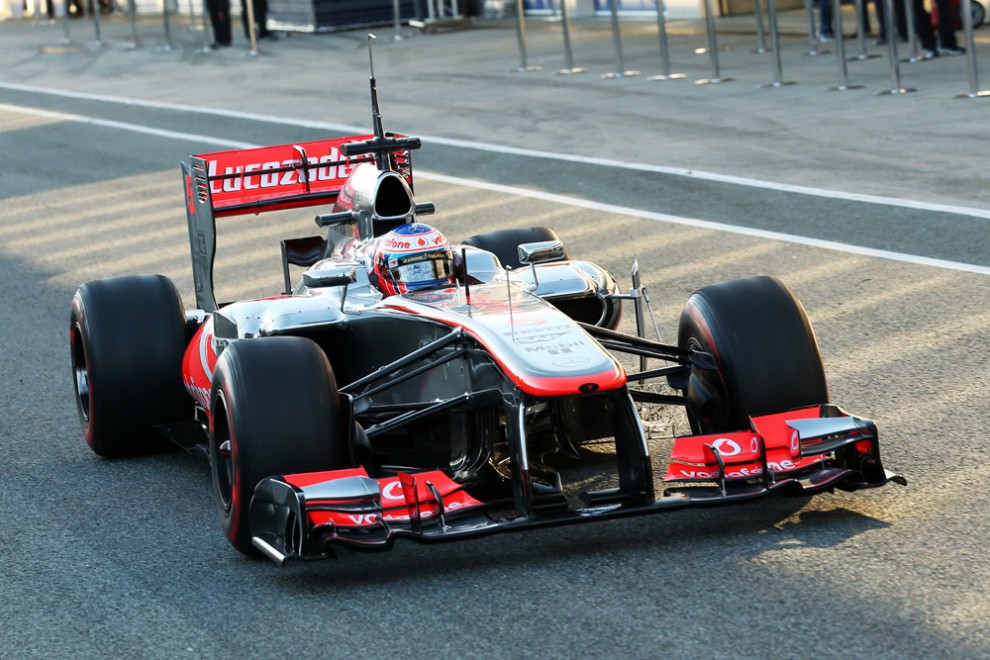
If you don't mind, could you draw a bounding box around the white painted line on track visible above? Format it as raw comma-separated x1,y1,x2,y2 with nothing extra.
3,100,989,277
4,81,990,221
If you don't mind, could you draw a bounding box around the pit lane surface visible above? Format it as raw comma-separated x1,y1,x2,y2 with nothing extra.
3,40,990,660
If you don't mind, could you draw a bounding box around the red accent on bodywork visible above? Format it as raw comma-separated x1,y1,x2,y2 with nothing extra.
283,468,484,528
665,407,839,483
283,467,370,488
748,406,823,457
182,320,217,411
195,135,410,218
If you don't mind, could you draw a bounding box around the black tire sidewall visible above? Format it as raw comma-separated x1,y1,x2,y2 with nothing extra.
209,336,343,554
69,275,188,457
678,276,829,432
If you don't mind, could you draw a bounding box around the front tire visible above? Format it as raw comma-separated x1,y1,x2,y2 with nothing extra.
209,336,345,555
69,274,189,457
678,276,829,434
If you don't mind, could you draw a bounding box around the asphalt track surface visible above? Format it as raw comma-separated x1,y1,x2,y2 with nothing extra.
2,11,990,659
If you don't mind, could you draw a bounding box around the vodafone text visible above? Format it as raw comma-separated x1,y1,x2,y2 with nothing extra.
673,459,801,480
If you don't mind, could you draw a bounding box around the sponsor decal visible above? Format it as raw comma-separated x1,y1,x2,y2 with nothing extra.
524,341,585,354
502,323,571,338
552,356,590,368
711,437,742,457
510,315,548,327
668,458,801,481
206,147,351,194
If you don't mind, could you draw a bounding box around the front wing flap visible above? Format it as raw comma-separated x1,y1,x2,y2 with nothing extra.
663,405,906,496
248,405,905,565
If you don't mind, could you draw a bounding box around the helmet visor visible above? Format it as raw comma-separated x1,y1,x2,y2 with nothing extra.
389,250,453,285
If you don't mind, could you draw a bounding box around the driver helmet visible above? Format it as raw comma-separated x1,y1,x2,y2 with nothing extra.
372,223,455,296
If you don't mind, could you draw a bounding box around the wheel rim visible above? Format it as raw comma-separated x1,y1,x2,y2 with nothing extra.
71,322,91,424
213,403,235,512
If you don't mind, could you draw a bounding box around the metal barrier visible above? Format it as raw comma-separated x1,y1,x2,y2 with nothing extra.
764,0,795,86
696,0,730,84
879,0,917,93
752,0,769,53
901,0,922,62
958,0,990,97
849,0,881,60
7,0,988,98
802,0,826,56
829,0,863,90
648,0,685,80
602,0,639,77
555,0,582,74
512,0,540,71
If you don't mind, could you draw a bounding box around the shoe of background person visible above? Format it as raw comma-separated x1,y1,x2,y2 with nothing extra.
939,46,965,56
819,33,835,43
259,31,278,40
923,49,938,58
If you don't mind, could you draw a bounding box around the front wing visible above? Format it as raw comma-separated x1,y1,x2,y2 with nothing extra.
249,405,905,565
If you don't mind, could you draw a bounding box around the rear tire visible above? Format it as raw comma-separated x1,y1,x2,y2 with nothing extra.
209,336,345,555
678,276,828,434
463,226,568,269
69,274,189,457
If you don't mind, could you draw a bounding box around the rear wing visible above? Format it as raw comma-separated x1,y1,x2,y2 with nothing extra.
181,135,411,312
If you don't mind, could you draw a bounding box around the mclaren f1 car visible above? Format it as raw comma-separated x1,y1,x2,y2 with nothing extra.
69,40,905,565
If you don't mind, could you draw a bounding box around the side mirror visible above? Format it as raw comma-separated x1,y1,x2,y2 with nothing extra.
518,240,566,265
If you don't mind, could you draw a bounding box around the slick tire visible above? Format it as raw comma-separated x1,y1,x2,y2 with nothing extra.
209,336,345,555
677,276,829,434
463,226,568,270
972,0,986,27
69,274,189,457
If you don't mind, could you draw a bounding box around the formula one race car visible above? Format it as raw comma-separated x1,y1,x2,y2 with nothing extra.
69,42,905,565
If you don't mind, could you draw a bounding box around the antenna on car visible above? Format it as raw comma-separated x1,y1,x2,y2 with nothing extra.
367,34,387,162
340,34,423,172
505,265,516,343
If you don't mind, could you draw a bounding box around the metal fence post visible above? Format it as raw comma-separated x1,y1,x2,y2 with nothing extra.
393,0,403,39
763,0,795,86
91,1,104,46
752,0,769,53
696,0,730,83
556,0,583,74
878,0,916,93
245,0,258,55
199,0,212,51
849,0,880,60
124,0,139,48
54,0,72,44
803,0,826,56
649,0,685,80
829,0,863,89
602,0,639,77
956,0,990,98
161,0,174,50
513,0,540,71
901,0,923,62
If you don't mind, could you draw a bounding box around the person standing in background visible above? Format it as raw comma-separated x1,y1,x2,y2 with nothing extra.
240,0,275,40
207,0,231,47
